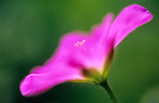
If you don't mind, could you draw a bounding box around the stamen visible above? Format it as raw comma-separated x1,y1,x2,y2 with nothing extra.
74,40,86,48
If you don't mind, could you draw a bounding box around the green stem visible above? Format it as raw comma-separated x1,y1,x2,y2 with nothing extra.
100,80,118,103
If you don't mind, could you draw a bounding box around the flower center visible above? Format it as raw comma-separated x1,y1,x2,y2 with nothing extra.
74,40,86,48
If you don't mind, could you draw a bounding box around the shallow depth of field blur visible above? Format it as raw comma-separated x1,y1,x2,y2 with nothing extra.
0,0,158,103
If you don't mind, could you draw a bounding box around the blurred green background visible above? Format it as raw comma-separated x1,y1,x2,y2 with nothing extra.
0,0,158,103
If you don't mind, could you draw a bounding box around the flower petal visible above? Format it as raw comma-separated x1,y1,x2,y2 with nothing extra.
20,64,84,96
110,4,153,48
59,32,106,72
92,13,114,41
58,14,114,72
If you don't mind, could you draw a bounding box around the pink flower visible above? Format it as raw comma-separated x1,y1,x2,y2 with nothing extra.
20,4,153,96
